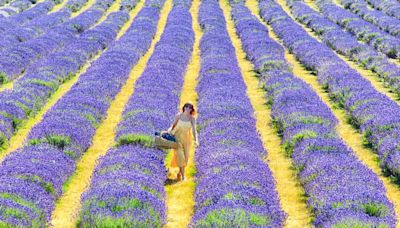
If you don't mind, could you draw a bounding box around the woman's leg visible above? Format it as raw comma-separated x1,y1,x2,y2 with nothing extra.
177,166,186,181
177,167,183,181
181,166,185,180
179,141,189,181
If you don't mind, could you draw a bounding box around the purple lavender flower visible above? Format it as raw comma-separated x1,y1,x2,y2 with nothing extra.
0,0,115,84
190,0,286,226
80,1,194,226
315,0,400,59
258,0,400,190
287,0,400,104
363,0,400,21
231,1,397,226
0,9,131,150
0,1,164,226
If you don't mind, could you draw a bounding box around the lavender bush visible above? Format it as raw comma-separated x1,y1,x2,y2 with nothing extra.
0,0,35,18
363,0,400,21
231,1,396,226
0,0,58,32
0,0,61,29
0,5,136,150
0,9,71,50
315,0,400,59
190,0,286,226
286,1,400,95
79,1,194,226
259,0,400,195
339,0,400,38
0,0,164,225
116,4,193,146
0,0,113,84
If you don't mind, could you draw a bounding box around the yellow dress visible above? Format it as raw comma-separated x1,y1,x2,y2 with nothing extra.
170,119,192,168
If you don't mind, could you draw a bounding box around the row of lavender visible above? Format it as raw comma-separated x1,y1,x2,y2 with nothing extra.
314,0,400,59
190,0,285,226
286,1,400,95
78,0,194,226
0,0,127,150
0,0,164,225
338,0,400,38
0,10,131,226
0,0,37,18
0,0,102,84
231,1,396,226
0,7,70,50
0,0,60,32
0,0,49,30
364,0,400,20
0,0,11,6
115,0,193,145
259,0,400,191
0,0,93,51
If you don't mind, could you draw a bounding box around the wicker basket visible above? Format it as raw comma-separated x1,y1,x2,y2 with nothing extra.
154,136,179,149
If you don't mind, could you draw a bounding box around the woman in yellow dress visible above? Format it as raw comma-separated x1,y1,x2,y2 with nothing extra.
168,102,199,181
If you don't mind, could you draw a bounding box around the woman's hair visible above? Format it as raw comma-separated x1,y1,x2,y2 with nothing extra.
182,102,196,116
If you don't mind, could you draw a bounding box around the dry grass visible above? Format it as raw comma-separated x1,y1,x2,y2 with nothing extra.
71,0,96,18
49,0,69,13
88,0,123,28
49,0,174,226
0,79,14,92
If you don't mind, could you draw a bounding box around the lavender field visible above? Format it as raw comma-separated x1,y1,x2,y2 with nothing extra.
0,0,400,226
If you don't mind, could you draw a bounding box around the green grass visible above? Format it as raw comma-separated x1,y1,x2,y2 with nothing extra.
116,134,153,147
1,207,29,220
302,173,318,185
0,193,45,225
250,197,265,206
29,79,58,91
0,133,6,150
46,135,71,149
14,101,32,117
78,216,161,228
333,219,388,228
99,164,122,175
79,198,162,228
83,113,98,126
362,202,390,217
258,59,289,73
223,192,237,200
195,208,271,227
29,134,72,150
282,130,318,156
0,72,7,84
16,174,56,198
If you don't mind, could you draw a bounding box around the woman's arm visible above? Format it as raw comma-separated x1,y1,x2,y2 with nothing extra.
168,113,180,133
191,117,199,147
